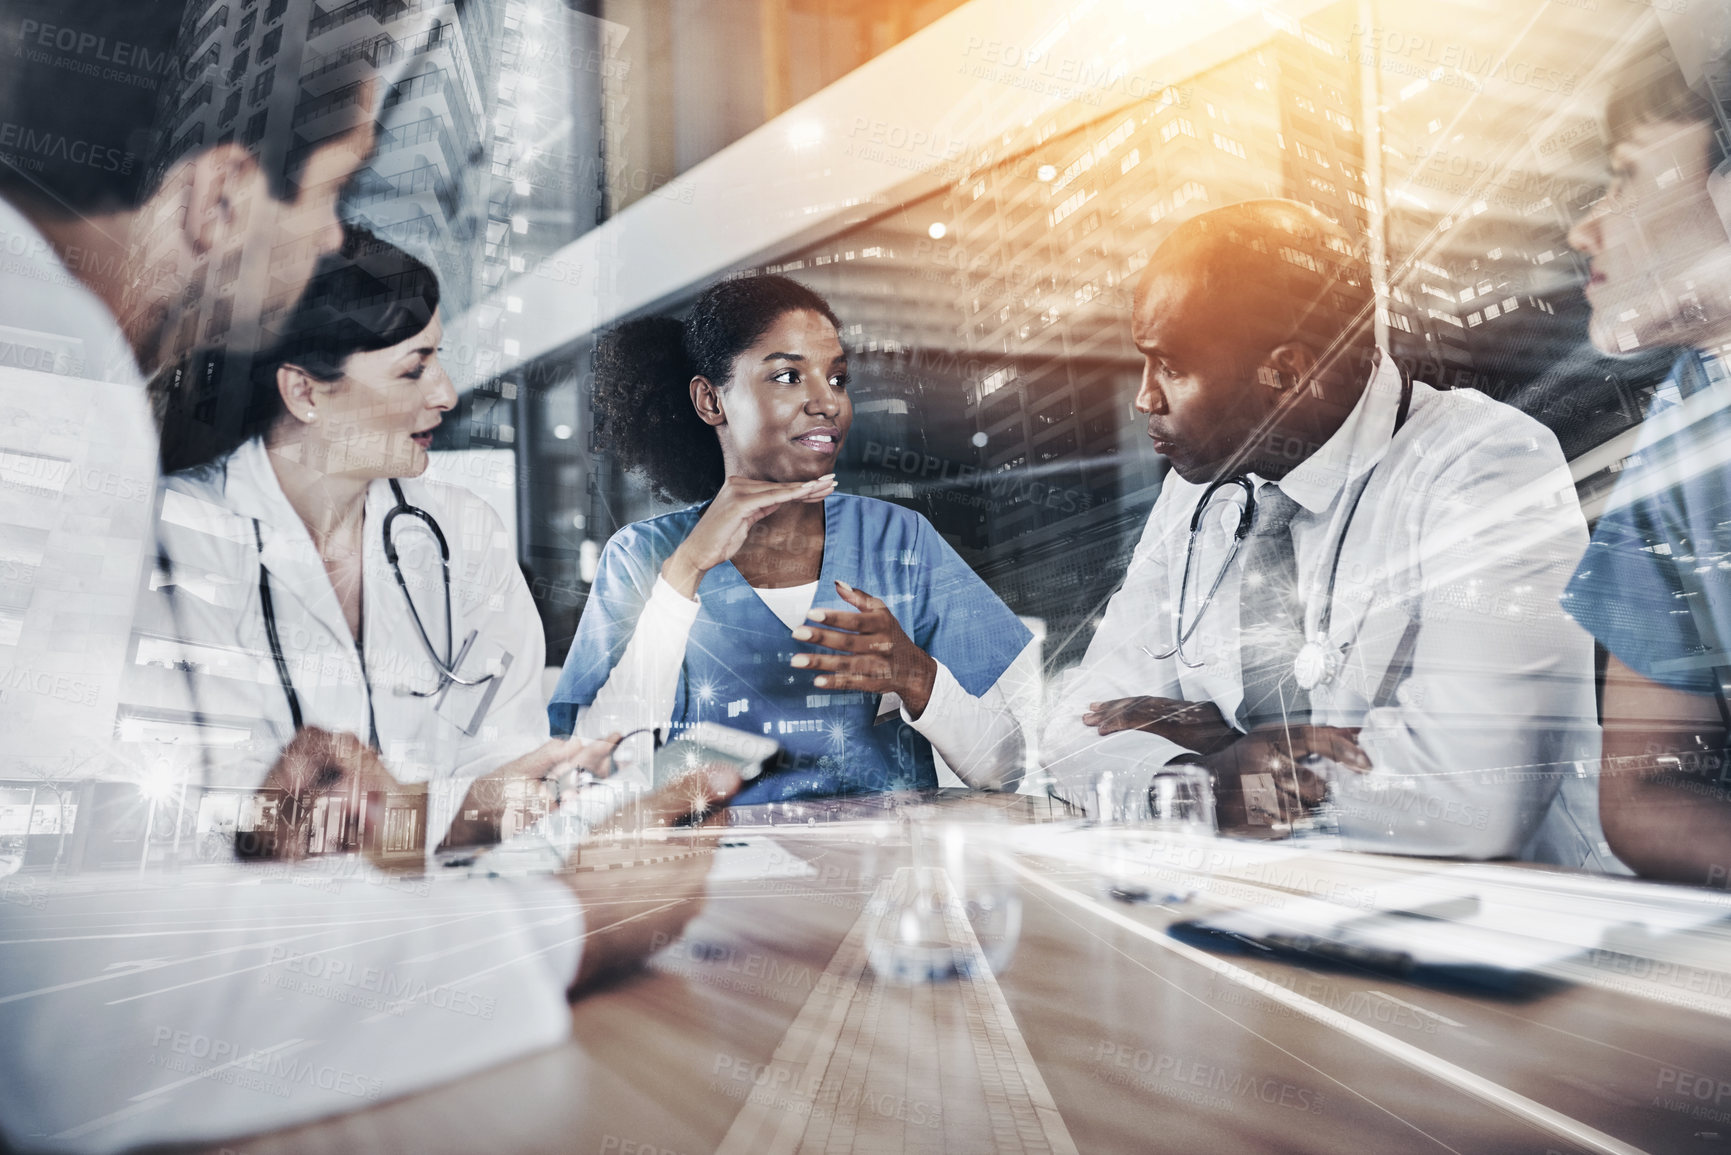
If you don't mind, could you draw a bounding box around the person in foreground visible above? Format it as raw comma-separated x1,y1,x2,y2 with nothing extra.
0,5,736,1151
549,274,1037,802
1042,199,1608,864
1560,41,1731,886
138,228,606,860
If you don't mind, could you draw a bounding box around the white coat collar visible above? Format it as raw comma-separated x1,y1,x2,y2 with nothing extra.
1266,350,1407,515
222,436,403,646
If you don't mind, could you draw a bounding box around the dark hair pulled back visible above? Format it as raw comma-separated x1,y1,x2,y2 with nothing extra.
591,274,841,504
1605,40,1729,168
154,227,440,473
247,226,441,430
267,228,442,381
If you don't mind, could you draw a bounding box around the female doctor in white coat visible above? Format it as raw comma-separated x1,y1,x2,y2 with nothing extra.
151,230,600,860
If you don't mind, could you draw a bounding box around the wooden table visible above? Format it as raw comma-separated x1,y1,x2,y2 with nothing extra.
192,792,1731,1155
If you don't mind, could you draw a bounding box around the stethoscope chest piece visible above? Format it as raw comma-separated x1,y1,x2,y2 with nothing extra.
1293,636,1340,692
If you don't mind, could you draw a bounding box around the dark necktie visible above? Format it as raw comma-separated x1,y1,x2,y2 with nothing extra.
1236,484,1310,730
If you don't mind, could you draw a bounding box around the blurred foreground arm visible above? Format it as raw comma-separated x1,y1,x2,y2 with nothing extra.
1600,653,1731,887
0,745,737,1153
565,766,741,993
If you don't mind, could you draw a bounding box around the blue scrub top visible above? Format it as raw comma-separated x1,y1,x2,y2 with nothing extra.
1562,350,1731,694
549,494,1031,804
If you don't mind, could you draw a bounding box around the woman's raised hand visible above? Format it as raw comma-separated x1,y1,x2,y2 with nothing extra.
789,580,939,718
660,474,834,598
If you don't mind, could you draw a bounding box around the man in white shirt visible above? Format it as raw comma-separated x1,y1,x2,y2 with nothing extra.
1043,199,1609,864
0,5,734,1151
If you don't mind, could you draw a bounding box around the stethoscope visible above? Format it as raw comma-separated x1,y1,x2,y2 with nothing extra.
256,479,496,731
1149,364,1414,691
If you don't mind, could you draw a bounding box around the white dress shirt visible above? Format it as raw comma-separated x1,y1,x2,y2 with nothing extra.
0,201,590,1154
1043,353,1612,863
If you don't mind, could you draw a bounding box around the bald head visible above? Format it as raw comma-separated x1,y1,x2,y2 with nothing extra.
1128,200,1379,482
1135,199,1374,377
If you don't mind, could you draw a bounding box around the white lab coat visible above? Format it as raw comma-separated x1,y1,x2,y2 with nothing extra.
1043,354,1614,865
0,197,158,778
0,202,586,1155
137,435,551,856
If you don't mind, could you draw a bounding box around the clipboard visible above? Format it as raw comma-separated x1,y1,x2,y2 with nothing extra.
432,630,511,737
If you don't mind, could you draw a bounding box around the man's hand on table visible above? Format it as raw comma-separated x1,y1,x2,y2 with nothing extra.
1194,724,1370,836
253,727,404,867
1083,696,1240,755
564,766,742,996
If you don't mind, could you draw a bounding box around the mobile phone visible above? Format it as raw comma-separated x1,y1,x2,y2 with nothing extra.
652,722,783,787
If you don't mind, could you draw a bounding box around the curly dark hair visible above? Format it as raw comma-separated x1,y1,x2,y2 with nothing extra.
591,274,842,504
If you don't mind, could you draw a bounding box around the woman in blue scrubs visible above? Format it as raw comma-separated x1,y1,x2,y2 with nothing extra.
1558,43,1731,884
548,275,1035,803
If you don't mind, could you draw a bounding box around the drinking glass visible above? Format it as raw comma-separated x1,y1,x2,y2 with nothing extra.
865,805,1021,983
1147,765,1216,834
1092,764,1216,903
